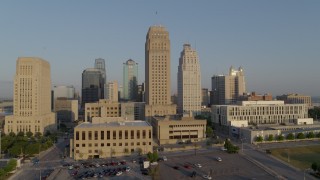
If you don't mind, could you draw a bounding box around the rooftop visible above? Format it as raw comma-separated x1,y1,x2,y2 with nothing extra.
76,120,151,128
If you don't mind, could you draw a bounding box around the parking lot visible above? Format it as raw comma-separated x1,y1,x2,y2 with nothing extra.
51,148,274,180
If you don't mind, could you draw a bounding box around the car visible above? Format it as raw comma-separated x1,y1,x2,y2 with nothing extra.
216,157,222,162
132,159,137,163
71,171,78,176
173,166,179,170
194,163,202,168
190,171,197,177
184,165,192,169
162,156,167,161
203,175,212,179
141,169,149,175
68,165,74,170
221,147,227,151
150,162,158,166
126,167,131,172
157,158,164,162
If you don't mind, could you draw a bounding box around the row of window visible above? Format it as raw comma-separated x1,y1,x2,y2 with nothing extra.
75,141,151,148
75,130,151,141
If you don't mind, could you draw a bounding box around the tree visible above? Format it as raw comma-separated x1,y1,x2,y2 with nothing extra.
256,136,263,142
311,162,318,172
9,132,16,137
206,127,213,138
317,132,320,138
296,133,305,139
286,133,294,140
267,134,274,141
26,131,33,138
45,131,51,137
306,132,315,139
17,131,24,137
277,134,284,141
34,132,42,138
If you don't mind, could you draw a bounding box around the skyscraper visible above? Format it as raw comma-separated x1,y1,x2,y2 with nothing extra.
82,68,104,107
177,44,201,115
145,26,176,119
94,58,106,98
4,57,56,134
211,66,246,105
123,59,138,101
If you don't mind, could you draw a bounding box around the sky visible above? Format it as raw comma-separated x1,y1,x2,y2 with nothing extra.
0,1,320,99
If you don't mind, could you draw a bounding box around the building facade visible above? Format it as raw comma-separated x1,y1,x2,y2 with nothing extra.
82,68,104,107
238,92,273,101
212,101,309,127
201,88,209,107
177,44,201,115
277,94,312,108
5,57,56,134
71,120,153,160
123,59,138,101
211,66,246,105
53,85,75,100
95,58,106,99
54,98,78,123
106,81,118,102
145,26,176,119
150,115,206,145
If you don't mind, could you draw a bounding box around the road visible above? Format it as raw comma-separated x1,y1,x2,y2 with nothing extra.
10,137,69,180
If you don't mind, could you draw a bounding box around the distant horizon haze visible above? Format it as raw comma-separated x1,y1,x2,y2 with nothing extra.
0,1,320,98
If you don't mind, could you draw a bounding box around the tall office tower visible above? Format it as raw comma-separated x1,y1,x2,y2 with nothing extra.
81,68,104,107
177,44,201,115
123,59,138,101
106,81,118,102
201,88,209,107
211,66,246,105
4,57,56,134
145,26,176,119
137,83,145,102
94,58,106,98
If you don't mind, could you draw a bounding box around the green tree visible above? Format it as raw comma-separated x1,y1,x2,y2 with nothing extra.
277,134,284,141
17,131,24,137
317,132,320,138
34,132,42,138
4,159,17,173
286,133,295,140
206,126,213,138
311,162,318,172
306,132,315,139
267,134,274,141
26,131,33,138
256,136,263,142
9,132,16,137
45,131,51,137
224,139,233,149
0,169,6,178
296,133,305,139
308,107,320,119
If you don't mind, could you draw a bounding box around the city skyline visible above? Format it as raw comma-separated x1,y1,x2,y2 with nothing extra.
1,1,320,99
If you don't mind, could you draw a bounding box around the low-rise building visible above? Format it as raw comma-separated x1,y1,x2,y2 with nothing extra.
212,101,308,127
150,115,206,145
71,119,153,160
276,94,312,108
238,92,273,101
54,98,78,123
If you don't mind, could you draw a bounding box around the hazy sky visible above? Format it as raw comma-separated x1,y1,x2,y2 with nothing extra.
1,1,320,99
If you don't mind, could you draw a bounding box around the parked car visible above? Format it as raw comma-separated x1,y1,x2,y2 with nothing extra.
216,157,222,162
116,171,122,176
203,175,212,179
173,166,179,170
221,147,227,151
162,156,167,161
184,164,192,169
190,171,197,177
194,163,202,168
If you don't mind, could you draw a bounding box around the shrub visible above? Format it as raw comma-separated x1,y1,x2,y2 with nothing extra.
296,133,305,139
277,134,284,141
286,133,295,140
256,136,263,142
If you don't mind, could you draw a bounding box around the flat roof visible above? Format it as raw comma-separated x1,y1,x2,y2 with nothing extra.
76,120,151,128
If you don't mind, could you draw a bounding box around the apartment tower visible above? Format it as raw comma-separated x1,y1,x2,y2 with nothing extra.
5,57,56,134
145,26,176,119
81,68,104,107
177,44,201,115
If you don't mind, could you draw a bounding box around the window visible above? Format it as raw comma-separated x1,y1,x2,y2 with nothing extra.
119,143,122,146
76,144,79,147
113,131,116,139
94,131,98,140
143,142,146,145
76,131,79,140
143,130,146,139
113,143,116,146
125,130,128,139
101,143,104,147
119,131,122,139
107,143,110,146
149,130,152,138
125,143,128,146
88,131,92,140
82,131,86,140
82,144,86,147
137,142,140,146
95,143,98,147
137,130,140,139
101,131,104,140
89,143,92,147
107,131,110,140
131,130,134,139
131,142,134,146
